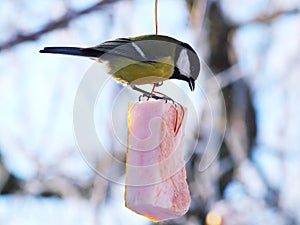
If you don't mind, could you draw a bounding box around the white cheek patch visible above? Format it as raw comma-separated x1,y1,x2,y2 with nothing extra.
176,49,191,77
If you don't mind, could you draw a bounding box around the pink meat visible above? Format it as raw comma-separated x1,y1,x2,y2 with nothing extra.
125,100,190,222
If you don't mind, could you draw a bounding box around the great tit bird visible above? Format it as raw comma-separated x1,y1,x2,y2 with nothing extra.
40,35,200,98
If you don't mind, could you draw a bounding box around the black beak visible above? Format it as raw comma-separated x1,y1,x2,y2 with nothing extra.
188,78,195,91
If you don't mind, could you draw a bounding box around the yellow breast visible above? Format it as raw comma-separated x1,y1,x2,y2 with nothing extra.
107,56,174,85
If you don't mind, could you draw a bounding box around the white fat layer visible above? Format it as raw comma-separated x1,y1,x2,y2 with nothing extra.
132,42,146,59
176,49,191,77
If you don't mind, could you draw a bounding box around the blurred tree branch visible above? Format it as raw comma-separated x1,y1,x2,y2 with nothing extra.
254,8,299,23
0,0,118,52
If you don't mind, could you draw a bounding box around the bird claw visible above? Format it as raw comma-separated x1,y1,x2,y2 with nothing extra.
139,93,156,101
138,93,163,101
130,83,174,103
138,92,174,103
161,95,174,104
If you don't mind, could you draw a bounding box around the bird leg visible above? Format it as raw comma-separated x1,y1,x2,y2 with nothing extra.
154,81,163,87
146,81,164,101
130,84,174,102
130,83,174,103
130,84,164,100
152,90,174,103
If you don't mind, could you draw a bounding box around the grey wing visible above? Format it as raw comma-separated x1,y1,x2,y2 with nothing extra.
86,38,149,62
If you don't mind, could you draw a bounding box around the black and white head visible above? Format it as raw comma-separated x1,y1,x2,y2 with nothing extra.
171,42,200,91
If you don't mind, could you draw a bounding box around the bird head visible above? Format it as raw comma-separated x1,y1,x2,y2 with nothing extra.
171,42,200,91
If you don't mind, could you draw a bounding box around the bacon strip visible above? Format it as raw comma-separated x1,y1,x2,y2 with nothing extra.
125,100,190,222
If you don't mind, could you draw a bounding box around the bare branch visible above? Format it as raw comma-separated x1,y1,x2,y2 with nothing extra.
0,0,118,51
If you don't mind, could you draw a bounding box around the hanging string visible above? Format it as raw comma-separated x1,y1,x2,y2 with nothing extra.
147,0,159,101
154,0,158,35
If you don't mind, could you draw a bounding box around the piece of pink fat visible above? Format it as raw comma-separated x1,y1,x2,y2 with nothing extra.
125,100,191,222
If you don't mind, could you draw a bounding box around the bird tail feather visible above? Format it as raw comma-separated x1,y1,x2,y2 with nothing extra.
39,47,101,58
